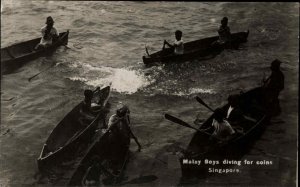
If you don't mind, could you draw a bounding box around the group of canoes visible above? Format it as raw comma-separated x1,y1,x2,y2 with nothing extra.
2,15,285,186
1,16,248,74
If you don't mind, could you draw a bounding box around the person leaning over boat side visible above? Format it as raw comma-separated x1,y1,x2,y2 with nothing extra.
262,59,284,116
107,104,141,152
163,30,184,55
217,17,231,44
106,104,141,174
35,16,59,50
210,108,235,141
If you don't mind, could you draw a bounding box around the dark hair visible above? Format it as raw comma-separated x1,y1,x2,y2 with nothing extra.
84,89,93,99
175,30,182,37
227,94,239,107
222,17,228,22
117,106,129,117
271,59,282,71
221,17,228,25
213,108,224,122
46,16,54,24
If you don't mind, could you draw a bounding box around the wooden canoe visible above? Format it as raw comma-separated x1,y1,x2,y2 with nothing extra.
1,30,69,75
37,86,111,173
143,30,249,66
67,130,130,186
178,87,269,179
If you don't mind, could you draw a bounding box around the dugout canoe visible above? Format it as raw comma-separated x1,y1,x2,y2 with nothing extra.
1,30,69,75
37,86,111,172
178,87,269,179
143,30,249,66
67,130,130,186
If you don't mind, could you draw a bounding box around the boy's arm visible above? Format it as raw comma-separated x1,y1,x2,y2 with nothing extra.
164,40,173,48
129,128,141,151
107,115,121,130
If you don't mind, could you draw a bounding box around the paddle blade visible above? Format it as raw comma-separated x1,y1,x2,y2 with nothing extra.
164,114,194,129
195,96,215,112
28,75,37,82
165,114,214,138
145,45,150,56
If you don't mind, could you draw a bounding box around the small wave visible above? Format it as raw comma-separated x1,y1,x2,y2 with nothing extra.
68,77,88,82
143,86,216,97
189,88,216,94
170,88,216,97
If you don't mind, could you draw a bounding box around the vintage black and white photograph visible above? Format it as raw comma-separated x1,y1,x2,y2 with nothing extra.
1,1,298,186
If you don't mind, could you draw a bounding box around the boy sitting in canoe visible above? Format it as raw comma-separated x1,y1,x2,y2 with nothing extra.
79,89,102,124
210,108,235,141
217,17,231,44
163,30,184,55
35,16,59,50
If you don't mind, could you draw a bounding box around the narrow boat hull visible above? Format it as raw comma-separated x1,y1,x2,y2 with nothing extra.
37,86,111,173
143,31,249,65
67,131,130,186
179,87,269,179
1,31,69,75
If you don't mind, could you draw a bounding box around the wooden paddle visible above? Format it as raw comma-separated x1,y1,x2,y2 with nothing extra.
196,96,256,122
145,45,150,56
28,31,70,82
164,114,215,138
28,64,55,82
195,96,215,112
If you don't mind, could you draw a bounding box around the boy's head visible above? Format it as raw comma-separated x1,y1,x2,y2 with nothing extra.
46,16,54,27
227,94,239,107
175,30,182,41
84,89,93,100
221,17,228,26
116,103,130,117
213,108,224,123
270,59,282,71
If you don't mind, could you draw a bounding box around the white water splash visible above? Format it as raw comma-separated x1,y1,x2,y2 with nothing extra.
168,88,216,97
86,68,151,94
68,77,88,82
189,88,216,94
67,63,151,94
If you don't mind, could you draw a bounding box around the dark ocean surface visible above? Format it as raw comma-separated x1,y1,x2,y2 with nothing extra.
1,2,298,186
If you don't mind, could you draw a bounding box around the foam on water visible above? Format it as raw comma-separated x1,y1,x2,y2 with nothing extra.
189,88,216,94
67,62,152,94
168,88,215,97
68,77,88,82
1,2,298,186
86,68,152,94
